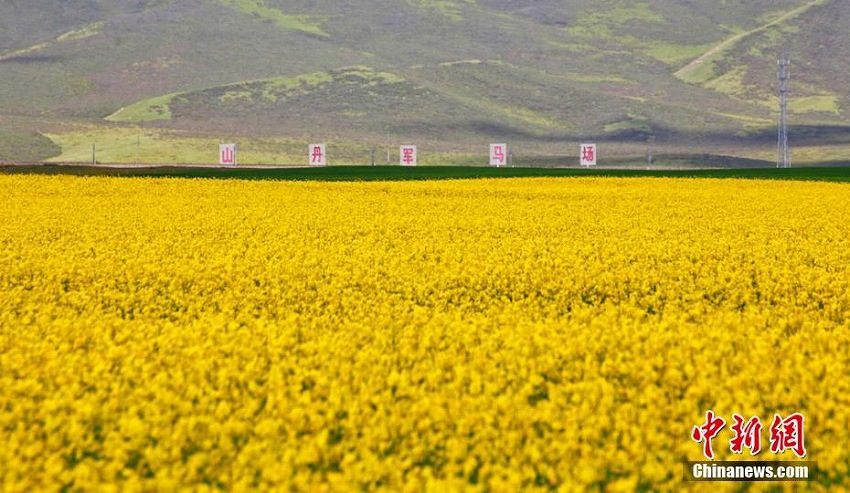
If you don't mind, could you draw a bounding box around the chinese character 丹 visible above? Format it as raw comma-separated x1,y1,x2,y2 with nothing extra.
311,146,324,164
730,414,762,455
692,410,726,460
770,413,806,458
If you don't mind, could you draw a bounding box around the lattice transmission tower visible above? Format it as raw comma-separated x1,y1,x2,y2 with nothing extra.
777,57,790,168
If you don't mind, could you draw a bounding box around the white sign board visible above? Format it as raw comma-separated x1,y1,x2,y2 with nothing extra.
309,143,326,166
490,143,507,167
400,145,417,166
219,144,236,166
580,143,597,166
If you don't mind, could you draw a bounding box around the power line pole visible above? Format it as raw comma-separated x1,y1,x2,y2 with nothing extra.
777,56,790,168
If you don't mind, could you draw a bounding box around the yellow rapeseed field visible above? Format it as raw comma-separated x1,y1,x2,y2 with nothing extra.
1,174,848,492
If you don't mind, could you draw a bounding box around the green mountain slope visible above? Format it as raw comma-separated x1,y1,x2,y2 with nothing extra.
0,0,847,164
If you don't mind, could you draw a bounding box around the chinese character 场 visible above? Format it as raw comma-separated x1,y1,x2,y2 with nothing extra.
582,145,595,163
730,414,763,455
770,413,807,458
692,410,726,460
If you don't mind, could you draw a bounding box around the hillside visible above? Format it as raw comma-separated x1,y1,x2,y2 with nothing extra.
0,0,848,164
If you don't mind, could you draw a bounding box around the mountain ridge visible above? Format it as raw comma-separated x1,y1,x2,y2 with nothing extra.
0,0,847,164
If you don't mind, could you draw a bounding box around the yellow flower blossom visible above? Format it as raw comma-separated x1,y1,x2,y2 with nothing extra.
0,175,848,491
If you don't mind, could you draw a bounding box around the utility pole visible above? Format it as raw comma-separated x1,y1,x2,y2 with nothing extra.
777,56,790,168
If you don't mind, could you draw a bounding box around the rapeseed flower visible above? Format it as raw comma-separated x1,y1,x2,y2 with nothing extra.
0,175,848,491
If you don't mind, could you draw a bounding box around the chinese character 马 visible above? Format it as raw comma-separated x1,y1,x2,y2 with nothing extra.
490,144,507,166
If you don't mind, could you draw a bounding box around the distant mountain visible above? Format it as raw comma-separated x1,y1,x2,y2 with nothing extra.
1,0,847,164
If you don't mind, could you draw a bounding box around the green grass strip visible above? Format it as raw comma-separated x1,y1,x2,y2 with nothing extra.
4,165,850,183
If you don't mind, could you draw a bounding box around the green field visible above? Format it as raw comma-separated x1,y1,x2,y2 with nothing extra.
4,164,850,183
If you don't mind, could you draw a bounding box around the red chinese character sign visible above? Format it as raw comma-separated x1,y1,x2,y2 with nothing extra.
309,144,326,166
219,143,236,166
400,145,417,166
692,411,806,460
490,143,507,167
580,143,597,166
